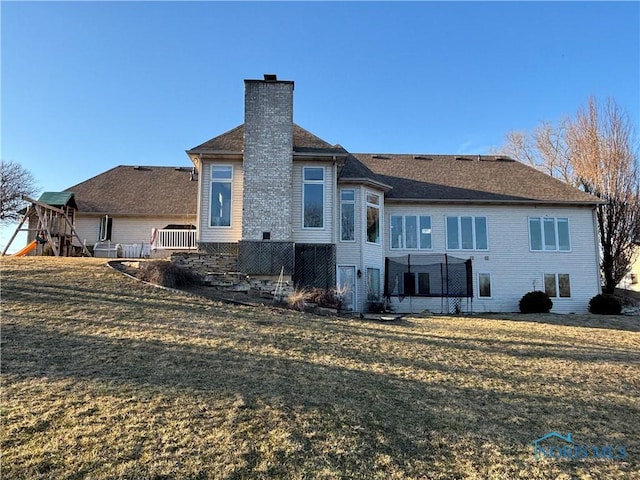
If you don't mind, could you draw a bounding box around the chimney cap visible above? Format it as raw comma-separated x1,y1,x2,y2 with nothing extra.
264,74,278,82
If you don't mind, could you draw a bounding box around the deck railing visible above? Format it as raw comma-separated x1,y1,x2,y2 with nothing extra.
152,229,197,250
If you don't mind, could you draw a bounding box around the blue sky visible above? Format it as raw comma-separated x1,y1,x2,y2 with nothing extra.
1,1,639,250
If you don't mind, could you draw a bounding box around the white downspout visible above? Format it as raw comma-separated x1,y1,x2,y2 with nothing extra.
195,154,203,245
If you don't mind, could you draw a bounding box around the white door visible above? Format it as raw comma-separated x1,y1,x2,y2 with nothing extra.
337,266,356,311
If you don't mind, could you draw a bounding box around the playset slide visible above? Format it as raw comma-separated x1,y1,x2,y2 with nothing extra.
13,240,37,257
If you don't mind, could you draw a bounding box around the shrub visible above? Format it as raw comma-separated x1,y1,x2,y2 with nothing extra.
287,289,311,311
588,293,622,315
136,261,201,288
519,290,553,314
367,300,386,314
307,288,341,309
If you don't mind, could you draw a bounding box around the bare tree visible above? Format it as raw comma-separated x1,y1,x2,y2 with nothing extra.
0,160,38,222
499,121,575,185
499,97,640,293
566,97,640,293
533,121,575,186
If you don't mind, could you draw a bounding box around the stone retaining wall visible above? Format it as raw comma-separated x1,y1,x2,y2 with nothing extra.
170,252,237,275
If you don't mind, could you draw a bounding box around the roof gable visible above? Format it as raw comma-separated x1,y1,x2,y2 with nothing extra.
187,123,344,155
65,166,198,215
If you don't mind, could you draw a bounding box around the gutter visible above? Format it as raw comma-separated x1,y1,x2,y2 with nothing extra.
187,149,243,156
338,178,393,192
76,213,198,218
384,198,604,207
293,152,349,158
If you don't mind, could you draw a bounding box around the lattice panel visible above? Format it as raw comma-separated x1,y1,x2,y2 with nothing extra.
237,241,294,275
294,244,336,290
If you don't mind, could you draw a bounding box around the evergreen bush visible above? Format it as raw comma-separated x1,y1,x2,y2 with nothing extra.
588,294,622,315
519,290,553,313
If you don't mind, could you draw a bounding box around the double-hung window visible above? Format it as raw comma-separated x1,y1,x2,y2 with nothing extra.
390,215,432,249
303,167,324,228
366,193,381,244
340,190,355,241
529,217,570,251
210,166,232,227
446,216,488,250
544,273,571,298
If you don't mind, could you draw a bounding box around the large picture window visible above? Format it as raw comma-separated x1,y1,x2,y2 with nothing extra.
366,193,380,244
340,189,355,241
446,216,488,250
303,167,324,228
529,217,570,251
210,166,232,227
390,215,432,249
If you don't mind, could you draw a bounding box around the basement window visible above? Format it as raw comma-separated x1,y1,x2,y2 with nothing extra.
544,273,571,298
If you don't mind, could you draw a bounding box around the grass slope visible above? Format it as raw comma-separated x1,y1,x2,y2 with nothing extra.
1,257,639,479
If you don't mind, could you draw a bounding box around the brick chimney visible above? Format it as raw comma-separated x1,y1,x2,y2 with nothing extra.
242,74,294,241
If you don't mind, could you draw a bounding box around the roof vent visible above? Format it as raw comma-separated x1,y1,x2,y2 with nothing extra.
264,74,278,82
133,166,141,170
413,155,432,160
496,156,515,162
372,154,390,160
455,156,472,161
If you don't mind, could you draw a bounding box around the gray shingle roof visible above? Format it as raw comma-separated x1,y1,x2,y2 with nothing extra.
187,123,345,155
343,154,599,204
65,166,198,215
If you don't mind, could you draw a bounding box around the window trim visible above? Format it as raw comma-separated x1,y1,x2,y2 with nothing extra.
302,166,325,230
445,215,488,251
477,272,492,299
365,192,381,245
529,217,571,252
340,189,356,242
544,273,572,298
209,165,233,228
390,215,433,250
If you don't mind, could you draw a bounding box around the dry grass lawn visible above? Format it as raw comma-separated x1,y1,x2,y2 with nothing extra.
1,257,639,479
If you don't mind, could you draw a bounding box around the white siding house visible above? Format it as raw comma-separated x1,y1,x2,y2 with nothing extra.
183,75,602,313
49,74,602,314
64,166,198,256
197,160,244,244
383,204,600,314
